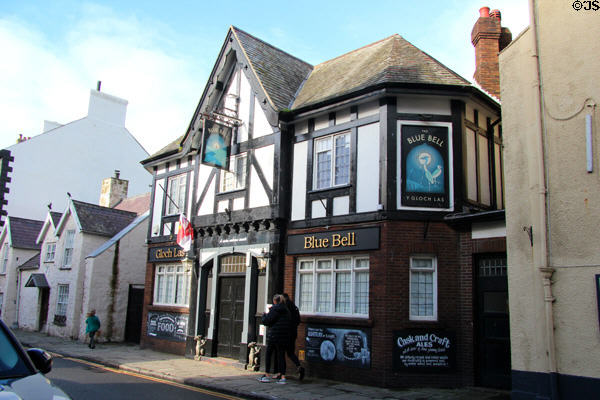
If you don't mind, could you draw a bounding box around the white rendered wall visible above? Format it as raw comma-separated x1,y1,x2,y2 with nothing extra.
80,219,148,342
291,141,308,221
16,270,40,330
397,95,451,115
253,97,274,138
356,123,380,212
0,244,38,327
5,90,150,221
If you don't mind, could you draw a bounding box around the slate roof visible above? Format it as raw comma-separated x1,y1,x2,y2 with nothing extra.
232,27,313,111
72,200,137,237
142,135,183,163
50,212,62,227
19,252,40,270
9,217,43,250
292,34,470,110
113,192,151,216
25,273,49,288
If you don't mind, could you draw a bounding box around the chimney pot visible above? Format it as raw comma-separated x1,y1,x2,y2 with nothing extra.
114,170,120,179
479,6,490,18
490,9,501,20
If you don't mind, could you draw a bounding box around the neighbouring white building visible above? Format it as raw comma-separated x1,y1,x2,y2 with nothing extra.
3,88,151,221
0,216,43,326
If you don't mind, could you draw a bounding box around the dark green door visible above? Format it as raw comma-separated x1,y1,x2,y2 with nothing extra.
476,255,511,389
217,277,245,359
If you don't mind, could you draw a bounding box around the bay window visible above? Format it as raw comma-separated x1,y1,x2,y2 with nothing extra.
154,263,191,306
297,256,369,317
314,132,350,189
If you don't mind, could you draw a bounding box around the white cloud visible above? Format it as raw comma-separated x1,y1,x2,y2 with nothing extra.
0,5,203,154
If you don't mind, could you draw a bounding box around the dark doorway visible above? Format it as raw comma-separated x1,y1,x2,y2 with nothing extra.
216,276,245,359
475,255,511,389
125,285,144,343
38,288,50,331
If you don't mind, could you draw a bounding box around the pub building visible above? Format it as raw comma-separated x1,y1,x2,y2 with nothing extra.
141,8,513,390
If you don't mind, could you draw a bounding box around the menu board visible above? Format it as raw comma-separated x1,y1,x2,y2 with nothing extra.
393,329,455,372
146,311,188,342
305,325,371,368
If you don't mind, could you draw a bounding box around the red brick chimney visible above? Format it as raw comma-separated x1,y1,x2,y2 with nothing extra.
471,7,512,98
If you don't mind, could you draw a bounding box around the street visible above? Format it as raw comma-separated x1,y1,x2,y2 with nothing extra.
46,357,246,400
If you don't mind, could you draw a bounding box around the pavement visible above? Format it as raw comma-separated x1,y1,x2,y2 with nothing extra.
13,329,510,400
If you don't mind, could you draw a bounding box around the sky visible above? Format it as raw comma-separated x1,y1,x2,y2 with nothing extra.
0,1,530,155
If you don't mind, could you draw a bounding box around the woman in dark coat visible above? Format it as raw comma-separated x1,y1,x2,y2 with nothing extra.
259,294,291,384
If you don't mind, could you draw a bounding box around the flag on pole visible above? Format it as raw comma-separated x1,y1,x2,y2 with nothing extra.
177,214,193,252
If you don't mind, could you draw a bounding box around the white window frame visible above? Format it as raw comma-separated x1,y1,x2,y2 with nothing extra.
153,263,192,306
62,230,75,268
1,244,7,274
220,153,247,192
313,131,351,190
409,255,438,321
296,255,369,318
56,284,69,316
45,243,56,262
166,173,187,216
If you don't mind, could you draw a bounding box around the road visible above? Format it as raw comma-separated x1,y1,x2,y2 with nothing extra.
46,356,247,400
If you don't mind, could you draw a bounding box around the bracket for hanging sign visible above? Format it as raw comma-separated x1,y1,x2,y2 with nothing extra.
197,111,242,128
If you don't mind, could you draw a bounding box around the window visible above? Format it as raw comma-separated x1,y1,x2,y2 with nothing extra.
409,256,437,321
1,244,7,274
154,263,191,306
44,243,56,262
62,230,75,268
56,284,69,316
297,256,369,317
167,173,187,215
314,132,350,189
220,154,247,192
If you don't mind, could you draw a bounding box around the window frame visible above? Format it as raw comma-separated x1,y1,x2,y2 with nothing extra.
62,230,75,269
153,262,192,307
1,244,7,274
220,153,247,193
296,255,369,318
409,255,438,321
56,284,69,316
44,243,56,262
166,173,187,216
0,292,3,317
313,131,351,190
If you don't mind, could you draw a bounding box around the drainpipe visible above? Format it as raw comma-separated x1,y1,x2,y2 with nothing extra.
529,0,559,398
14,257,20,329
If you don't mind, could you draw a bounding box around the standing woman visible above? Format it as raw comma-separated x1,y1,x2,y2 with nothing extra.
259,294,291,384
85,310,101,349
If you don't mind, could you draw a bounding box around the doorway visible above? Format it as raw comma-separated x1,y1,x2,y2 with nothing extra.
475,254,511,389
125,285,144,343
38,288,49,331
217,276,245,358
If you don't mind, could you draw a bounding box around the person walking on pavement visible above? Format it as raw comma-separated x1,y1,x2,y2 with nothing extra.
259,294,291,384
283,293,305,381
85,310,100,349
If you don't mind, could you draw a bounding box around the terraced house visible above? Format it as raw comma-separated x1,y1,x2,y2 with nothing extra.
142,9,512,389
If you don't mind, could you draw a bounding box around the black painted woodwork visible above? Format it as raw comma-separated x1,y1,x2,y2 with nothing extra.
124,285,144,344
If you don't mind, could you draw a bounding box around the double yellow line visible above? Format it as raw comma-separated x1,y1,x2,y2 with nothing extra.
62,356,244,400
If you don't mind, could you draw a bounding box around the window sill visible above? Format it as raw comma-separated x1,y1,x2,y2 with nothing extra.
300,314,372,327
216,188,245,196
308,184,352,195
59,267,72,270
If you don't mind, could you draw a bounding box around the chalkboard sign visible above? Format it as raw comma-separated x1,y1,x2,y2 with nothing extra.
392,329,455,372
305,325,371,368
146,311,188,342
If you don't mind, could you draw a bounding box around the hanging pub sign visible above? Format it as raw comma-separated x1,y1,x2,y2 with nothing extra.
401,125,450,209
146,311,188,342
392,329,456,372
201,119,233,170
305,325,371,369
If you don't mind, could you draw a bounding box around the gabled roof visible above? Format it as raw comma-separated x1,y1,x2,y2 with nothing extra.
2,217,43,250
113,192,151,216
36,211,63,245
71,200,137,237
292,34,470,110
231,27,313,111
87,211,149,258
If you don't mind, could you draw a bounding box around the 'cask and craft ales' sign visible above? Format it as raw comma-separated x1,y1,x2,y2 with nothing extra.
287,227,380,255
392,329,456,372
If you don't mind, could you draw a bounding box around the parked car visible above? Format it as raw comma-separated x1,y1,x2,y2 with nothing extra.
0,318,70,399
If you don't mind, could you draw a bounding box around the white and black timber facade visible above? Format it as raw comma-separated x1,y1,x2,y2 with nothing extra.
141,26,510,389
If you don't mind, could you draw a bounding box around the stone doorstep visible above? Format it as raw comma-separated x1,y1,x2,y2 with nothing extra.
197,355,248,370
